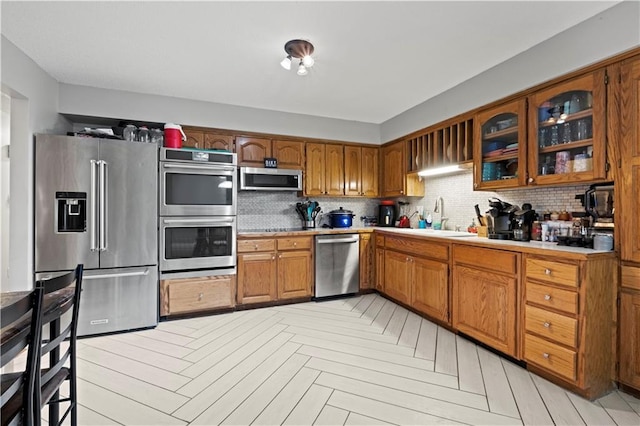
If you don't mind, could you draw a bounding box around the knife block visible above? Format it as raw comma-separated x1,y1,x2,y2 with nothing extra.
477,226,488,238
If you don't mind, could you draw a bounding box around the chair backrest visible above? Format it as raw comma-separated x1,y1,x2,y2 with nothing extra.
35,264,83,394
0,287,44,426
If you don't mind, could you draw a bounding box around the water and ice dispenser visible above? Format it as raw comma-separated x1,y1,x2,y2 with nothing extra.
56,192,86,233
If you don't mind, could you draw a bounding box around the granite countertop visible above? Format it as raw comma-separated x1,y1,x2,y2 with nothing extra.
238,226,615,259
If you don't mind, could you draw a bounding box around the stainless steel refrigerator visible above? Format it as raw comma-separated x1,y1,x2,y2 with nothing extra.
34,134,158,336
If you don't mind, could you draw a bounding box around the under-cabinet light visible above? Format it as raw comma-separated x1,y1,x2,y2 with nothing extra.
417,165,463,177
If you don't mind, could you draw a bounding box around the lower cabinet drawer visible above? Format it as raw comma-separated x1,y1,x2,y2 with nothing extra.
525,281,578,315
525,305,578,347
238,238,276,253
524,333,577,381
162,276,235,315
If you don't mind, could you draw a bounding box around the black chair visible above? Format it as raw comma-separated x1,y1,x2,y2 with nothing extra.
35,264,83,426
1,287,44,426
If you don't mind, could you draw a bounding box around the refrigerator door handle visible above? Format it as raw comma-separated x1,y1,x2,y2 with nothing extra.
99,160,108,251
83,269,150,280
90,159,99,251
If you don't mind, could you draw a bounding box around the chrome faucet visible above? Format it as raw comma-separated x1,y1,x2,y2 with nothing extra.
434,197,449,230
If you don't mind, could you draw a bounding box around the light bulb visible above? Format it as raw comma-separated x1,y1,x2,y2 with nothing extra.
280,55,292,70
297,62,308,76
302,55,314,67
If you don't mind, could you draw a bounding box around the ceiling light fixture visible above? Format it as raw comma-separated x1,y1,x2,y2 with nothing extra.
281,39,315,76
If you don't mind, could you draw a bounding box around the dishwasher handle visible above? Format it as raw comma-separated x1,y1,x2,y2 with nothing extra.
316,236,359,244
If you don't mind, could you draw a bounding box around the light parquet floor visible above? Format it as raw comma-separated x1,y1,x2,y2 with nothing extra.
68,294,640,425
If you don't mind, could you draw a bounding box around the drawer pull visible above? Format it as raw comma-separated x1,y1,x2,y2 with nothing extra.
254,245,258,250
543,321,551,328
293,242,297,247
543,352,550,359
545,268,552,275
544,294,552,301
271,256,275,260
198,293,204,301
279,254,282,259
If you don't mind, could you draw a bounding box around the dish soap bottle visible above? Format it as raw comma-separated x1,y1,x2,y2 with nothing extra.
426,213,433,228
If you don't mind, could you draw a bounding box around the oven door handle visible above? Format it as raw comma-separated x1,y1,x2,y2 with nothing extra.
162,163,236,173
162,218,235,225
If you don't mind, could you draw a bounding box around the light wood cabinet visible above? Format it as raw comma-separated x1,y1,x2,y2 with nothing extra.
237,236,313,305
380,141,424,197
452,245,519,357
183,127,235,151
344,146,379,197
237,251,277,304
160,274,235,316
304,143,344,196
474,99,527,190
359,233,375,290
523,255,616,399
375,235,385,292
527,70,608,186
236,136,304,169
617,56,640,263
381,235,450,322
620,265,640,390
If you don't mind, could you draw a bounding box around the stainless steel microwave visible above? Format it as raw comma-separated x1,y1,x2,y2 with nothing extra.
239,167,302,191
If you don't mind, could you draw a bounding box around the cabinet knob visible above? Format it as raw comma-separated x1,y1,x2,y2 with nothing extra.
254,244,258,250
542,352,550,359
271,256,275,260
545,268,552,275
406,257,410,262
543,322,551,328
544,294,552,301
293,242,297,247
528,177,534,183
198,293,204,301
400,190,404,194
473,182,478,188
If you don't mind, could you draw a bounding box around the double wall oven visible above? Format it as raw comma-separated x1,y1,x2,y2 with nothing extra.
159,148,237,278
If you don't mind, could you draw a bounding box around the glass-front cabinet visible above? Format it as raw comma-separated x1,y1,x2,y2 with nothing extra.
474,99,527,190
527,71,607,185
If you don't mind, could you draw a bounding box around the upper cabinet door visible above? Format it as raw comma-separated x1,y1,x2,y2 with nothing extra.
236,137,271,167
617,56,640,263
527,70,607,186
474,99,527,190
325,144,345,196
204,133,234,152
305,143,326,196
272,140,304,169
381,141,406,197
361,147,379,197
344,146,362,196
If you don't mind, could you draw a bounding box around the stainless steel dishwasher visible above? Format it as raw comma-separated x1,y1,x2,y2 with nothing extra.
315,234,360,298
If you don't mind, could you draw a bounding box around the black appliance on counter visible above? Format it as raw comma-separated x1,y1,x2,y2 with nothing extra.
512,204,537,242
378,201,396,227
486,198,519,240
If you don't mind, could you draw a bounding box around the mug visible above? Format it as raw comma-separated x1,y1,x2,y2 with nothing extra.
418,220,426,229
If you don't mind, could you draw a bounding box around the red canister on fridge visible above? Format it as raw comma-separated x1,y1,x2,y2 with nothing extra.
164,123,186,148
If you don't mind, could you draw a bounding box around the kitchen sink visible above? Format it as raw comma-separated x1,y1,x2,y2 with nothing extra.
405,229,478,237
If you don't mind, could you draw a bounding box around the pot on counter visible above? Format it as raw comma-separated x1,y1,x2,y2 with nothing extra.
327,207,355,228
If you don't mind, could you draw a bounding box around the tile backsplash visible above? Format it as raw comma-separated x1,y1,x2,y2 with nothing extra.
237,191,379,230
402,170,590,230
237,171,592,231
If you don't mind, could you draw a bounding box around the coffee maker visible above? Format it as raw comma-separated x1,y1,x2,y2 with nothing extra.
378,201,396,227
487,198,519,239
512,205,537,241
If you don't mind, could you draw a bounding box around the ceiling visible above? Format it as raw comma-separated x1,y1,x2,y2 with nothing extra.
1,1,621,124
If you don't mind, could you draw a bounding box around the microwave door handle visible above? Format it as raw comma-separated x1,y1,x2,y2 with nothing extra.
99,160,107,251
162,218,235,225
162,163,236,173
90,159,98,251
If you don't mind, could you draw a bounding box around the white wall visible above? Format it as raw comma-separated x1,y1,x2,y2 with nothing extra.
381,1,640,142
58,84,381,144
1,35,71,291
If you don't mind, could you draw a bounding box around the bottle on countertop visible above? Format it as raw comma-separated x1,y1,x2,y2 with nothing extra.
426,213,433,228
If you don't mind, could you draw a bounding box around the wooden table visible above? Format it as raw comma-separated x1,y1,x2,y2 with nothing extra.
1,287,75,424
